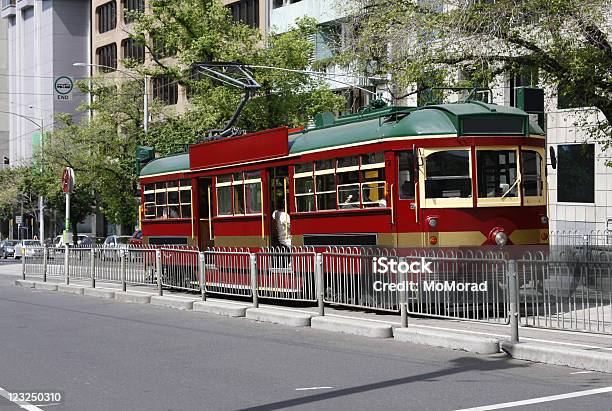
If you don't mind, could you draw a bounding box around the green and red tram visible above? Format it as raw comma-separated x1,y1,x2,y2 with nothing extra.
139,101,550,250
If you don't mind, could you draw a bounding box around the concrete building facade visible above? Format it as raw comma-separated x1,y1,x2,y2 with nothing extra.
2,0,89,166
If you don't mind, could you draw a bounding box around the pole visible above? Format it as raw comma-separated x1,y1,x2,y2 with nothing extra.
64,244,69,285
43,245,48,283
315,253,324,316
143,76,148,134
156,249,163,296
199,252,206,301
250,253,258,308
508,259,519,344
39,118,44,243
120,250,127,292
399,257,408,328
65,192,70,242
90,248,95,288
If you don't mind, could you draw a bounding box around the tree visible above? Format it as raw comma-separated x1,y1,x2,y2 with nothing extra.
342,0,611,143
130,1,344,142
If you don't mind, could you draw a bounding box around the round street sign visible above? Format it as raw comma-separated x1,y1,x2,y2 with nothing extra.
62,167,75,194
54,76,74,95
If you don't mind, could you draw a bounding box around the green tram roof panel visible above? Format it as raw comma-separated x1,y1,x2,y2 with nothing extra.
140,153,190,177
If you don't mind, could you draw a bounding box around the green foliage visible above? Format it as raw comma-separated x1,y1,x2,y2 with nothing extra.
343,0,611,142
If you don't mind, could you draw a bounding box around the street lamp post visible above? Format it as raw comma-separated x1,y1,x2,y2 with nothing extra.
0,110,45,242
72,63,149,133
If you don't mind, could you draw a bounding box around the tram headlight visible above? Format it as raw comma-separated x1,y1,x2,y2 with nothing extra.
495,231,508,246
540,215,549,225
427,217,438,229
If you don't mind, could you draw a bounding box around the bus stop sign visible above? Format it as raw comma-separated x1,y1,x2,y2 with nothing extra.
62,167,75,194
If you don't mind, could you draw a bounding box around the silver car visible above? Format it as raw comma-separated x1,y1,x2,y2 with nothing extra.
0,240,18,259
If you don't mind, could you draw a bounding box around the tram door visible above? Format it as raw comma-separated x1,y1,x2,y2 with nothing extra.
395,150,424,246
268,166,289,247
198,177,214,249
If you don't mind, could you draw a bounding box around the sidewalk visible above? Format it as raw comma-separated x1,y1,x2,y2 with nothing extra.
5,262,612,372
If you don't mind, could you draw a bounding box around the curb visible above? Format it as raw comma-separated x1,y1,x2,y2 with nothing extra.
83,288,115,299
193,301,247,317
150,295,195,310
246,307,311,327
57,284,85,295
114,291,151,304
311,316,393,338
501,341,612,373
394,328,500,355
14,280,35,288
34,281,58,291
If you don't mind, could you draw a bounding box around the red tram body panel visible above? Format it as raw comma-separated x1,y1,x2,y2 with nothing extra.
140,102,549,252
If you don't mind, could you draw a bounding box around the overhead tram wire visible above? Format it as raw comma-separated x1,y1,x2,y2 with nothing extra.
243,64,391,103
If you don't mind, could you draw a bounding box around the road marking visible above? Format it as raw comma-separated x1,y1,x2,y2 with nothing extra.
455,386,612,410
295,387,333,391
0,387,44,411
570,371,594,375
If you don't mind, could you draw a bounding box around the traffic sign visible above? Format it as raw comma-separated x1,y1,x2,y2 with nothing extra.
54,76,74,101
15,216,22,225
62,167,75,194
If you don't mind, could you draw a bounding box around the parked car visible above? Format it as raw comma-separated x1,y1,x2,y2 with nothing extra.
0,240,18,259
14,240,42,259
129,229,143,246
101,235,131,260
53,234,89,248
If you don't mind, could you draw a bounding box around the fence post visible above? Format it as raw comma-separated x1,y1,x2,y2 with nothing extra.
42,245,48,283
120,250,127,292
250,253,258,308
156,249,163,296
199,252,206,301
21,248,26,280
90,248,96,288
399,257,408,328
508,259,519,344
315,253,324,316
64,244,69,285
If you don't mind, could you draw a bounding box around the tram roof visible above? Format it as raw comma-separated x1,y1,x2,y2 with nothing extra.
288,101,544,154
140,101,543,177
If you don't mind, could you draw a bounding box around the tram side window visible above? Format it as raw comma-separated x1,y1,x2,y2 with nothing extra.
361,153,386,207
315,159,336,210
522,150,543,197
337,156,360,208
143,184,155,219
216,172,262,216
295,174,315,212
477,150,518,198
398,151,415,200
425,150,472,199
147,179,192,219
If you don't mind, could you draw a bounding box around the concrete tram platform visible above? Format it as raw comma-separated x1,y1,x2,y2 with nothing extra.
9,269,612,373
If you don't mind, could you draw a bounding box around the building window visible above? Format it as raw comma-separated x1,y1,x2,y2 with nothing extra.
151,32,176,60
122,38,145,64
152,75,178,106
425,150,472,199
97,1,117,34
294,153,387,213
122,0,144,23
216,172,262,216
557,81,596,110
96,43,117,71
227,0,259,28
557,144,595,203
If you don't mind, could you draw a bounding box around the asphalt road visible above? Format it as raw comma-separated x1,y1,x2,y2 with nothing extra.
1,264,611,411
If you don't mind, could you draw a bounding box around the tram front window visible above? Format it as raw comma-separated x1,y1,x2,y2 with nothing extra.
477,150,518,198
425,150,472,199
522,150,543,197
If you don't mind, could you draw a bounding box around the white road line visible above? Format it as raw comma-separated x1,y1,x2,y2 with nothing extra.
570,371,594,375
455,386,612,411
0,387,44,411
295,387,333,391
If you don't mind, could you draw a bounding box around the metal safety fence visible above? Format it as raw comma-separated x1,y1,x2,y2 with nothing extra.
19,241,612,336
